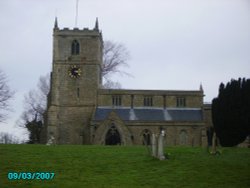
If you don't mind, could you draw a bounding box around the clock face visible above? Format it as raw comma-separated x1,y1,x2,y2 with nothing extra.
68,65,81,78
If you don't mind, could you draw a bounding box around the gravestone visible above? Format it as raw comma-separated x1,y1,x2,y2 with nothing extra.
46,135,55,146
151,131,166,160
152,133,157,157
157,133,165,160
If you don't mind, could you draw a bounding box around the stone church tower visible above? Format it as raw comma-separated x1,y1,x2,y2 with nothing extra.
46,18,103,144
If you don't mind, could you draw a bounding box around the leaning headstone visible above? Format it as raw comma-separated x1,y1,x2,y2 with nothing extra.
152,133,157,157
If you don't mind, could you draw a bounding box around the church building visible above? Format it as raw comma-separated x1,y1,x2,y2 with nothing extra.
44,19,212,146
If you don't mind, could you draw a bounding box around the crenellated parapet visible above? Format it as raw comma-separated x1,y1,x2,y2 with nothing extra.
53,17,101,34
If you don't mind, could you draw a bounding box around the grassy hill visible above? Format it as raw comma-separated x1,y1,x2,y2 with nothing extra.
0,145,249,188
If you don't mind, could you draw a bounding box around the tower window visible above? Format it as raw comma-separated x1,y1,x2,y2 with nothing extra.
144,96,153,107
112,95,122,106
176,97,186,107
71,40,80,55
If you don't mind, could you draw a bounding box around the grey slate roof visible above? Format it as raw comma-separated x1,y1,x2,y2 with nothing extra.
93,107,203,122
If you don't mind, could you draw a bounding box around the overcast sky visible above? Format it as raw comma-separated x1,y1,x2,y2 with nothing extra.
0,0,249,141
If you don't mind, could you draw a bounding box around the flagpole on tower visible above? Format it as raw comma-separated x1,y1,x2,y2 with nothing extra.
75,0,79,27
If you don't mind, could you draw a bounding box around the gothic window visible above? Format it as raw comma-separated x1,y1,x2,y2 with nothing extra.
112,95,122,106
144,96,153,107
71,40,80,55
176,97,186,107
142,129,151,145
179,130,188,145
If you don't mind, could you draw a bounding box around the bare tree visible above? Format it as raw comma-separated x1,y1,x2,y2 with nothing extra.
18,74,49,130
102,80,122,89
102,40,131,82
0,69,14,123
0,132,20,144
17,74,49,143
22,74,50,123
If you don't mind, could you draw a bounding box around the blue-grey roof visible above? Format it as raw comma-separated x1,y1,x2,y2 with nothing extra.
93,107,203,122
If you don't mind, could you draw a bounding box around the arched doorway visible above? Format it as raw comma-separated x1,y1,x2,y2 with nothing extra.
105,125,121,145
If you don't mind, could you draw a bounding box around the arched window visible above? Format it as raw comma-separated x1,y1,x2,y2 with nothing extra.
142,129,151,145
71,40,80,55
179,130,188,145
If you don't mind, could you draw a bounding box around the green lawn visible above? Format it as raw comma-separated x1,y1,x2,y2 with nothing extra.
0,145,249,188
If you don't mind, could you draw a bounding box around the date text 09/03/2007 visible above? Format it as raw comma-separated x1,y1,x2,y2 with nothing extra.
7,172,55,180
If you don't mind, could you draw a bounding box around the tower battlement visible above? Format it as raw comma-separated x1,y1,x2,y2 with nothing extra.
54,27,101,36
53,17,100,34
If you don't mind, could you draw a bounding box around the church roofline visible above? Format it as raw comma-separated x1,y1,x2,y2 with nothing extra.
96,106,202,110
98,88,203,96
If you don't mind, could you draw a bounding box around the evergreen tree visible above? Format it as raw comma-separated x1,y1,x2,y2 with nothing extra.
212,78,250,146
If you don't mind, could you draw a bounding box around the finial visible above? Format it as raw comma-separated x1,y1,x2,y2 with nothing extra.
54,17,58,29
94,17,99,30
199,83,203,92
